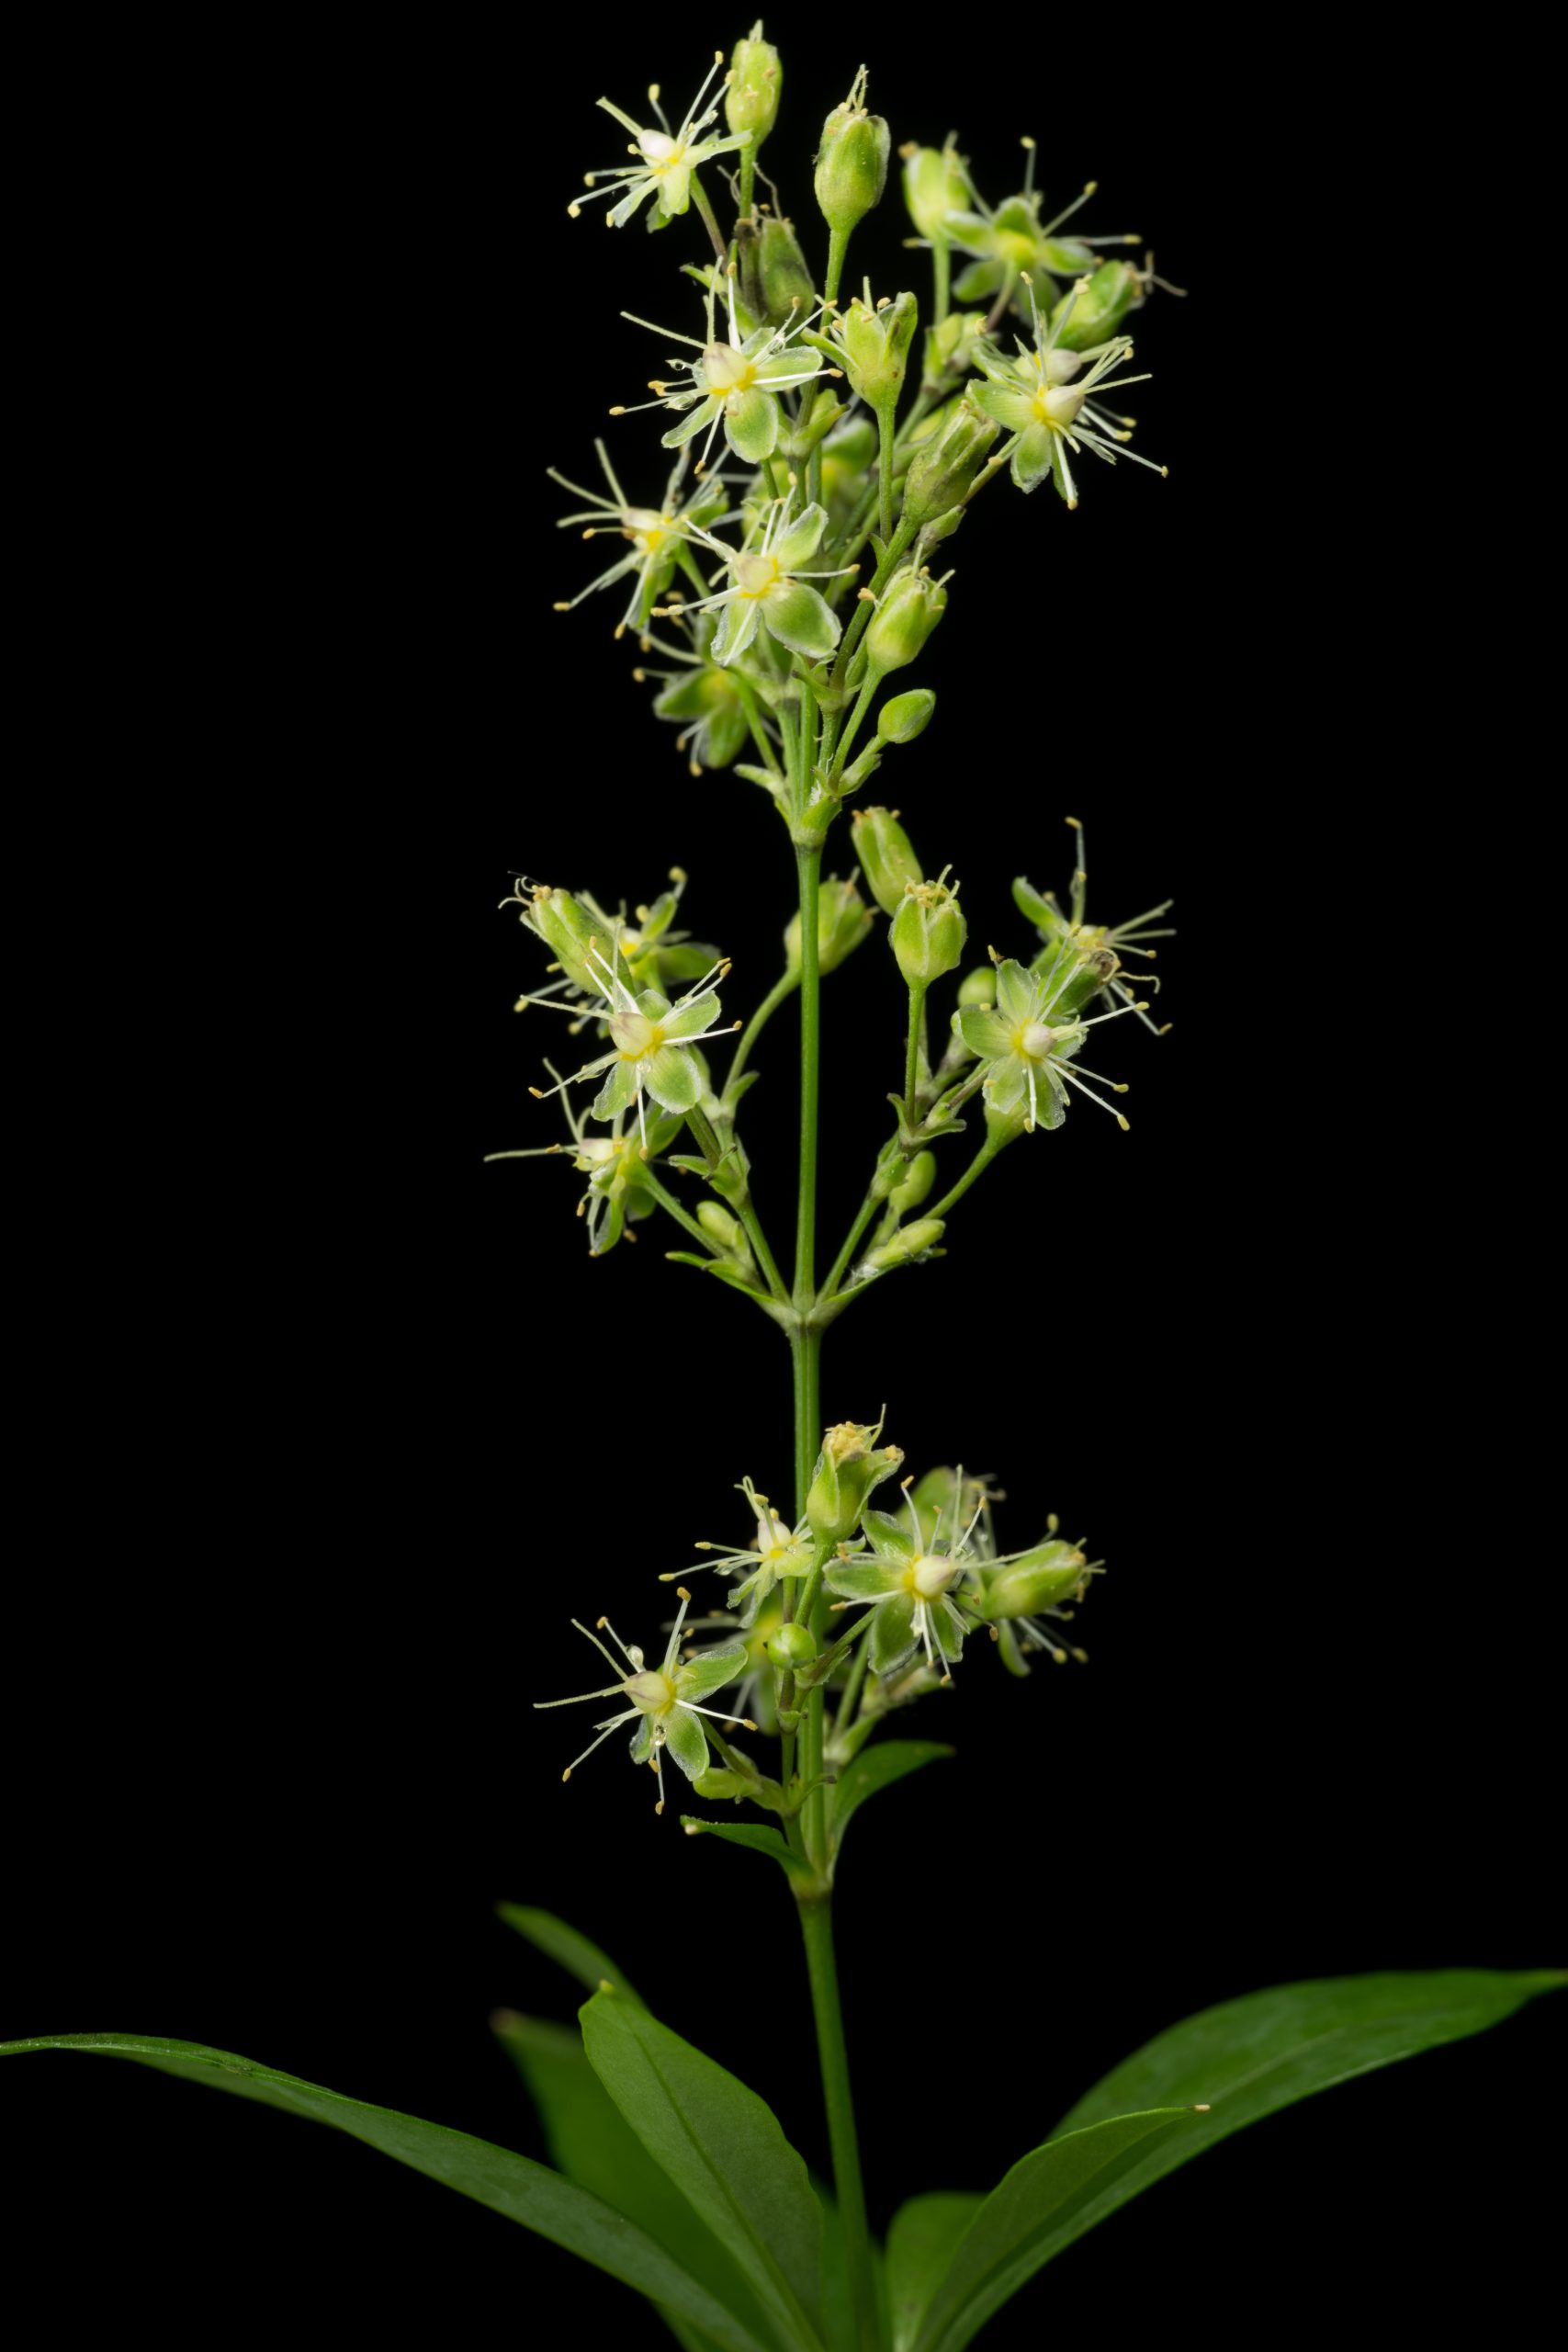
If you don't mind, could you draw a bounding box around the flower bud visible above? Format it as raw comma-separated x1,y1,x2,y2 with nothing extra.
888,1149,937,1213
815,68,890,237
525,884,615,992
830,290,918,410
786,871,874,975
921,309,987,385
876,688,935,745
957,966,996,1009
861,1217,944,1272
1033,942,1120,1017
767,1622,818,1670
851,806,922,914
864,569,948,677
839,743,884,796
976,1542,1089,1622
901,400,998,531
696,1201,745,1253
901,141,969,240
1052,259,1142,354
739,212,815,329
807,1419,904,1542
891,876,967,988
726,28,782,141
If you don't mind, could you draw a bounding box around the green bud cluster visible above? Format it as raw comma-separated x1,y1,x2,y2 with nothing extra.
829,290,918,411
815,67,890,236
851,808,922,914
891,875,967,988
864,568,948,678
900,141,969,240
807,1418,904,1542
901,399,998,530
727,28,782,141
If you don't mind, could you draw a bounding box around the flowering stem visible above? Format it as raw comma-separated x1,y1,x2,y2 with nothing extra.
761,453,786,502
637,1167,722,1251
823,225,851,311
790,1324,821,1521
688,172,728,267
924,1129,1004,1222
686,1103,789,1303
931,231,951,326
820,1182,886,1301
830,516,917,691
794,842,822,1312
726,967,799,1100
874,401,896,544
903,985,927,1130
738,136,757,222
731,672,784,779
830,676,878,778
795,1895,878,2352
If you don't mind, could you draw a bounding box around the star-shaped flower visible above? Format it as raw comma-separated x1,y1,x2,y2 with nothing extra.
615,271,829,469
665,1476,818,1623
535,1589,750,1815
955,952,1146,1132
528,945,738,1155
547,442,737,639
569,55,746,228
1013,815,1175,1035
948,151,1139,311
825,1476,985,1682
657,494,854,667
969,277,1163,506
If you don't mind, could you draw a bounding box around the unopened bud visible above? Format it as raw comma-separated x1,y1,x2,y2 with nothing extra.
739,212,814,328
977,1543,1089,1621
876,687,935,745
830,289,918,410
1052,259,1142,353
851,806,922,914
726,28,782,141
901,400,998,530
526,884,616,992
815,68,890,237
807,1418,904,1541
888,1149,937,1213
861,1218,944,1272
767,1622,818,1670
1032,941,1120,1017
902,142,969,240
696,1201,745,1253
892,876,966,988
864,569,948,677
957,967,996,1009
786,871,874,974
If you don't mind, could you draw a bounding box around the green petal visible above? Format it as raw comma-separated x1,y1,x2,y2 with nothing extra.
1012,424,1056,493
629,1717,654,1765
663,1705,710,1781
970,380,1036,434
592,1061,637,1121
993,958,1035,1023
662,990,724,1040
826,1563,901,1603
712,595,761,664
762,582,840,661
724,388,780,462
984,1058,1028,1117
661,395,722,451
677,1645,749,1702
860,1509,916,1563
645,1045,701,1113
869,1597,919,1677
773,502,828,570
956,1006,1012,1061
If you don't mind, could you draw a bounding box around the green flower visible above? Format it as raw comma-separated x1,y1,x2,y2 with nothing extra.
949,154,1139,311
570,55,746,228
956,953,1146,1132
970,278,1161,507
535,1590,750,1815
503,872,719,1021
968,1517,1103,1679
530,947,737,1155
618,275,829,470
547,443,735,639
484,1065,682,1256
825,1482,982,1682
637,614,762,775
666,1476,818,1623
1013,815,1175,1035
664,495,855,667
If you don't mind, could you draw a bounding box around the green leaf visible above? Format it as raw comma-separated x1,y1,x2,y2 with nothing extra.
1047,1967,1568,2251
0,2034,773,2352
681,1815,825,1890
581,1991,825,2351
830,1740,952,1859
914,2109,1191,2352
886,2195,983,2352
496,1903,647,2008
492,2011,773,2352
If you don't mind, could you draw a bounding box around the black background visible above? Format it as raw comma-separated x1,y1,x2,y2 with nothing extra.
6,28,1561,2346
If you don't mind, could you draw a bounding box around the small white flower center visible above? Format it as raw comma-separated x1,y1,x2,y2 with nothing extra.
638,132,683,172
624,509,670,554
736,551,781,599
624,1669,676,1716
1032,384,1085,429
609,1010,665,1061
705,343,758,395
1019,1022,1055,1059
904,1554,958,1600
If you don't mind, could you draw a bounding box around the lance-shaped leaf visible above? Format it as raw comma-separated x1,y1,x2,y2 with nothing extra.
886,2194,983,2352
915,2109,1191,2352
1045,1967,1568,2249
0,2035,774,2352
496,1903,647,2009
494,2011,773,2351
581,1990,825,2350
829,1740,952,1860
681,1816,825,1891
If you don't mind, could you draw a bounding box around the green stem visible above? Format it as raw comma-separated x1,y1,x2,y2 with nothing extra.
924,1130,1005,1222
833,1627,871,1736
761,452,785,502
688,172,728,267
794,845,822,1306
796,1897,878,2352
739,136,757,222
790,1323,821,1521
726,967,799,1099
686,1103,789,1302
731,672,784,779
874,401,895,546
821,1180,886,1301
932,232,951,326
830,516,917,692
823,225,851,311
637,1167,719,1252
831,675,878,779
903,985,927,1129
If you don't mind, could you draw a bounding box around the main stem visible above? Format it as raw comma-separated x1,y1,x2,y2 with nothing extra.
794,842,822,1314
797,1897,879,2352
